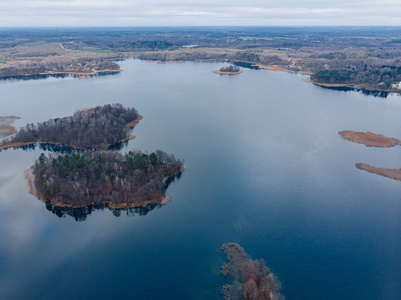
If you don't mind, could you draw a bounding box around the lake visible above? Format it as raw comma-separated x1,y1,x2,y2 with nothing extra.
0,60,401,299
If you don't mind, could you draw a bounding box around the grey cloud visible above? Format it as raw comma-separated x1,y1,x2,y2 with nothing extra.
0,0,400,26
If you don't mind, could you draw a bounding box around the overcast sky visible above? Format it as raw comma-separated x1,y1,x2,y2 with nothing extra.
1,0,400,27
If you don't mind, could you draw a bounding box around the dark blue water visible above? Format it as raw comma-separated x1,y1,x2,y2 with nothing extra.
1,60,401,299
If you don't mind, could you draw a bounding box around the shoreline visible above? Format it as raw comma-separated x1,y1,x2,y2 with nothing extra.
309,79,397,94
145,60,183,63
251,63,313,75
0,137,135,152
0,69,123,80
44,69,123,77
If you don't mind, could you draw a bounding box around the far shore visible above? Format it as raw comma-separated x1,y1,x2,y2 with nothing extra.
339,130,401,148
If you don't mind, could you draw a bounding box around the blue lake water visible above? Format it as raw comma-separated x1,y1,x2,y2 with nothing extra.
0,60,401,299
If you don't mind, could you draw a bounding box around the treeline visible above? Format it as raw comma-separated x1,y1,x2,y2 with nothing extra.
3,104,139,149
311,65,401,89
220,65,240,72
129,41,174,50
137,50,288,67
32,149,183,208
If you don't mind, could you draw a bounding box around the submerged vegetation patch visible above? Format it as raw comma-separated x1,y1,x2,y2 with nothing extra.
0,116,19,138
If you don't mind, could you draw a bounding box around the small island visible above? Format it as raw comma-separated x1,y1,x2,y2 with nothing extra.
0,116,20,138
213,65,243,75
339,130,401,148
27,150,183,209
0,104,141,151
221,243,285,300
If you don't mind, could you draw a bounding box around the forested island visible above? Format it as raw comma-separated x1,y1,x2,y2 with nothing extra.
213,65,242,75
221,243,284,300
28,150,183,209
0,104,141,150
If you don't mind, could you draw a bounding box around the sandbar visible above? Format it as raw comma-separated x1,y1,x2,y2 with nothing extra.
339,130,401,147
356,163,401,181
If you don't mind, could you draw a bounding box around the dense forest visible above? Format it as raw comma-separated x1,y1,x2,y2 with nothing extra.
1,104,139,149
221,243,284,300
31,149,183,208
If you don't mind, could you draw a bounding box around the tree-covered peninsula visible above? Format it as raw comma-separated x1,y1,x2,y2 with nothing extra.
29,150,183,209
221,243,285,300
0,104,141,150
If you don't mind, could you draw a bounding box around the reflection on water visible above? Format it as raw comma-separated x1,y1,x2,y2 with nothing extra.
0,71,120,82
38,171,183,221
107,140,129,151
317,85,391,98
0,143,36,152
0,141,128,153
0,73,71,81
45,202,162,222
